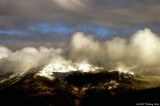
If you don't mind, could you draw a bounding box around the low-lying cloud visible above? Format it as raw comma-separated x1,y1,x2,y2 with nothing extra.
68,28,160,75
0,28,160,75
0,46,62,74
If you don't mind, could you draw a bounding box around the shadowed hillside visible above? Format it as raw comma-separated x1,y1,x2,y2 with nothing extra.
0,70,160,106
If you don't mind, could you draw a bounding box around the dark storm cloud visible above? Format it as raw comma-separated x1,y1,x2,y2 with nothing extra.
0,33,67,50
0,0,160,29
1,0,160,50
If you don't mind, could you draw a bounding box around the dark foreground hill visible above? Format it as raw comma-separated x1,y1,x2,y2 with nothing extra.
0,69,160,106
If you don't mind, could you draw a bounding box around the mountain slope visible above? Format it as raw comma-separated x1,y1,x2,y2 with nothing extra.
0,69,160,106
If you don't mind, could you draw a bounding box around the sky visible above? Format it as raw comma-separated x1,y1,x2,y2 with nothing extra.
0,0,160,49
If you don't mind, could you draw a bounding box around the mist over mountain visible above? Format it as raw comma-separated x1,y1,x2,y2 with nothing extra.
1,28,160,76
1,29,160,105
1,0,160,105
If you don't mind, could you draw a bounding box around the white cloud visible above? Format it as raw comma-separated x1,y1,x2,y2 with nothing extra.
68,28,160,75
1,28,160,75
52,0,88,11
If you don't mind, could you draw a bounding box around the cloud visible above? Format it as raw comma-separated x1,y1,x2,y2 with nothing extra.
1,28,160,75
128,29,160,74
52,0,89,11
0,0,160,31
105,37,127,60
0,33,67,50
67,28,160,75
1,0,160,76
0,46,62,74
129,28,160,66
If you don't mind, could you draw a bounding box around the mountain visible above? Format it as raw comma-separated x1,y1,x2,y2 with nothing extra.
0,68,160,106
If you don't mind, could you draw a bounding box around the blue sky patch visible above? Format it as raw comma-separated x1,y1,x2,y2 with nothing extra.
0,30,28,36
28,22,115,37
